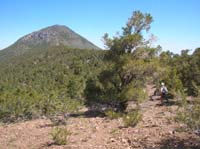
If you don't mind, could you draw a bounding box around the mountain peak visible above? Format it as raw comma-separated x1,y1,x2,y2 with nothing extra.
19,24,99,49
0,25,100,62
41,24,70,31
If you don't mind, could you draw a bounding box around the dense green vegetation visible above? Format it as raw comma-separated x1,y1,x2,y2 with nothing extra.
159,48,200,96
0,47,105,122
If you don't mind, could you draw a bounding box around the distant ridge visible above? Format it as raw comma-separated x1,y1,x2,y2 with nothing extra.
0,25,100,62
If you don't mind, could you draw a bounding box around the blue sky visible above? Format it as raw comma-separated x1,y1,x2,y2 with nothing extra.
0,0,199,53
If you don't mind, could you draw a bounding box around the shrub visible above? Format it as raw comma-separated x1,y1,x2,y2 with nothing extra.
175,97,200,132
50,127,71,145
123,109,142,127
0,89,82,123
119,85,148,104
105,109,123,120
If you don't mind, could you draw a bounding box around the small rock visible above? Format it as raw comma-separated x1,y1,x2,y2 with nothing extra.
80,138,88,142
110,138,115,142
127,138,131,145
194,129,200,135
122,138,127,144
133,129,139,133
79,126,84,130
170,130,175,135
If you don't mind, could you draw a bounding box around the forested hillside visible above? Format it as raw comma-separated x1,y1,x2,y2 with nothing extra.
0,47,105,122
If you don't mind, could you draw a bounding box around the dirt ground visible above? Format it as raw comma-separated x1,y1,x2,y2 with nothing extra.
0,85,200,149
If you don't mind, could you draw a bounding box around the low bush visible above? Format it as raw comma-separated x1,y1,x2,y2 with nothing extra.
50,127,71,145
123,109,142,127
105,109,123,120
175,97,200,132
0,91,82,123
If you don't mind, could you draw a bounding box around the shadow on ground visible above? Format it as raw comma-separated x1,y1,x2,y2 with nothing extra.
158,136,200,149
137,135,200,149
69,110,106,118
39,110,106,128
160,138,200,149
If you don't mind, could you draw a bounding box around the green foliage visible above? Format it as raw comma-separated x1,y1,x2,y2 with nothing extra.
0,88,82,123
103,11,153,55
105,109,123,120
67,76,83,99
119,85,148,104
50,127,71,145
0,47,105,122
175,97,200,131
123,109,142,127
158,48,200,133
158,48,200,97
159,67,183,96
85,11,158,111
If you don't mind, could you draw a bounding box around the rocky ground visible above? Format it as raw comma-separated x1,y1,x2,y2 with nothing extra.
0,85,200,149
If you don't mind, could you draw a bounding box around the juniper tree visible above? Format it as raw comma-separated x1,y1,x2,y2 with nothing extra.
85,11,160,111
